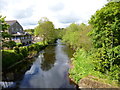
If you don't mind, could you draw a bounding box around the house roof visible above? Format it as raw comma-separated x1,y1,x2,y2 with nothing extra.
5,20,17,26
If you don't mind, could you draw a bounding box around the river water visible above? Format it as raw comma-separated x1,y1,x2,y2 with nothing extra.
1,39,76,89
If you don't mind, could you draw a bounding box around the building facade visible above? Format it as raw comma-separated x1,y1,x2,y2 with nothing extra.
6,20,32,45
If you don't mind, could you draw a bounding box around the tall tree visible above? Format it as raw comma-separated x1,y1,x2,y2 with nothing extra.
0,16,11,39
34,17,55,44
89,1,120,74
89,2,120,48
0,16,16,49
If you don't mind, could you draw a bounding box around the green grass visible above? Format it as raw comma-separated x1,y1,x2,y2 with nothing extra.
3,50,14,52
69,49,119,87
69,49,94,83
2,42,47,70
36,41,48,45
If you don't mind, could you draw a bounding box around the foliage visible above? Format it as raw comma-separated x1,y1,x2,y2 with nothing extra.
2,42,46,69
54,28,64,39
34,17,56,44
0,16,11,39
24,29,34,35
16,43,22,47
62,23,92,51
88,1,120,83
14,47,20,53
8,41,16,48
2,40,16,49
0,16,9,31
69,49,94,83
89,2,120,48
69,48,119,86
68,1,120,86
1,32,11,39
19,46,28,57
0,16,15,49
2,50,23,69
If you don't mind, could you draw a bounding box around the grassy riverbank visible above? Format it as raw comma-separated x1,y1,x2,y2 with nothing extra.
2,42,47,70
62,1,120,88
69,49,119,88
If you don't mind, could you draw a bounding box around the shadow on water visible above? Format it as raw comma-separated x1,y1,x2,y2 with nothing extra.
1,58,36,88
1,39,78,89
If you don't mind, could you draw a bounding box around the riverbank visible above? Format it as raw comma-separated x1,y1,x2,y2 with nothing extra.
1,39,78,88
69,49,120,89
2,42,47,71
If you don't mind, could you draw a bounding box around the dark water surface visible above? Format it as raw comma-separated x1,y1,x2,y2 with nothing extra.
1,39,76,89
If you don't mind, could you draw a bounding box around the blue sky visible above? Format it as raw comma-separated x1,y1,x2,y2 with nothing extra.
0,0,108,29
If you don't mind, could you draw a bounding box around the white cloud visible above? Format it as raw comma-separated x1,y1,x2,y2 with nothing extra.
0,0,108,29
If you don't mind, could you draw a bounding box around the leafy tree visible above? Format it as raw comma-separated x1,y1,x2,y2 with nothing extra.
0,16,10,39
34,17,55,44
62,23,92,51
0,16,9,31
2,40,16,49
89,1,120,80
0,16,14,49
24,29,34,35
89,2,120,48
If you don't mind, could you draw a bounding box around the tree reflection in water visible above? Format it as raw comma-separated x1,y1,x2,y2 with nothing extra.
2,58,35,82
40,45,56,71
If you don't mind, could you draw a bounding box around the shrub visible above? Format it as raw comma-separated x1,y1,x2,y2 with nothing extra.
14,47,20,53
16,43,22,47
2,50,23,69
2,42,46,70
19,47,28,57
8,41,16,49
69,49,94,83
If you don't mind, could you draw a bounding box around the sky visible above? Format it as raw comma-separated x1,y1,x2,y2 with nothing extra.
0,0,108,29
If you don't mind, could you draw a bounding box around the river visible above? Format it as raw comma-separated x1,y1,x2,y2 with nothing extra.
1,39,77,89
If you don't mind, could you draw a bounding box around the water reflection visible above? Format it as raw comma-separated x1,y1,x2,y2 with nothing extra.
1,58,35,88
41,46,56,71
19,39,75,88
1,39,75,88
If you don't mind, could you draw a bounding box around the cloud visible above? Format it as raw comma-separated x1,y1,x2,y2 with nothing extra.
0,0,108,29
49,2,64,12
55,11,80,24
0,0,8,11
13,7,33,19
58,15,80,24
22,20,37,26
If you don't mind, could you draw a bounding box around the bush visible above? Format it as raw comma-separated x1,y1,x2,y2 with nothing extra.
16,43,22,47
19,46,28,57
2,50,23,69
69,49,94,83
14,47,20,53
2,40,16,49
2,42,46,70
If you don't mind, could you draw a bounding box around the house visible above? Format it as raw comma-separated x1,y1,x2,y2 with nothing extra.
6,20,32,45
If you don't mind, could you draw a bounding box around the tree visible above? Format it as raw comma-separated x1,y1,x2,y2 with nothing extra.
89,2,120,48
0,16,11,39
89,1,120,76
62,23,92,50
0,16,17,49
0,16,9,31
34,17,55,44
24,29,34,35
